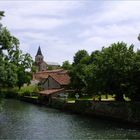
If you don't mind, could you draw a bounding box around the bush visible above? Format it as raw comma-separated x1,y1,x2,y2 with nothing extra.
0,88,18,98
18,85,39,97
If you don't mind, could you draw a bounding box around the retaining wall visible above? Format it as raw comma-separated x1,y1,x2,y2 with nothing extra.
51,98,140,125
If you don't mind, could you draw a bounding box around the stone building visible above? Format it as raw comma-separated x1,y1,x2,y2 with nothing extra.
40,71,70,90
33,69,71,103
35,46,60,72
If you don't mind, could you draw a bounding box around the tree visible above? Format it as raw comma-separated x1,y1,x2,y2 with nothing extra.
92,42,135,101
69,63,87,93
84,51,103,96
0,11,33,89
0,56,7,87
15,52,33,89
73,50,89,65
62,60,72,70
0,11,4,29
70,42,137,101
126,50,140,101
0,11,4,18
69,50,89,94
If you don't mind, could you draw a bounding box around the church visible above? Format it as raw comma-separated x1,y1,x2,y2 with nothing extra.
35,46,60,71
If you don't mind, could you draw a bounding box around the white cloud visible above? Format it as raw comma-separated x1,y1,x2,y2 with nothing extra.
82,1,140,25
1,1,82,30
1,1,140,64
77,1,140,54
4,17,69,30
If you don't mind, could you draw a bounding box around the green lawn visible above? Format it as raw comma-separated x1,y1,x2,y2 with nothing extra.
67,94,130,102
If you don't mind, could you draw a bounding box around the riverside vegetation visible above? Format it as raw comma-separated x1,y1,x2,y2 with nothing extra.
0,11,36,100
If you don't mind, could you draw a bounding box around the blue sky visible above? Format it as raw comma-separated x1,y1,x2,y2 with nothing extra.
0,0,140,64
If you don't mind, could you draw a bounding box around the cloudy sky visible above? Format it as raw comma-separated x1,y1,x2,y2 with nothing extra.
0,0,140,64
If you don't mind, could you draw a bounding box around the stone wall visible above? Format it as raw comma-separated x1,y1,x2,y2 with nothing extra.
50,98,140,125
20,96,140,125
78,101,140,124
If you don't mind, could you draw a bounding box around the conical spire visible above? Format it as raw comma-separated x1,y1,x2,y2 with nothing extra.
36,46,43,56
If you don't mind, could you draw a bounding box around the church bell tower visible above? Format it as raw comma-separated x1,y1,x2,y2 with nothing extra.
35,46,44,64
35,46,47,71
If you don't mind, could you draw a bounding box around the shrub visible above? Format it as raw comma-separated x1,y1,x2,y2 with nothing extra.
18,85,39,97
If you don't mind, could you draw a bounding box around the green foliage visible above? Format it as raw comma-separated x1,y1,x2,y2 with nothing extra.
126,50,140,101
0,87,18,98
73,50,89,65
62,60,72,70
69,63,87,93
0,11,4,19
18,85,39,97
0,27,19,51
6,63,18,87
69,50,89,93
0,11,34,89
92,42,135,101
0,58,7,86
70,42,140,101
31,63,37,73
48,66,53,70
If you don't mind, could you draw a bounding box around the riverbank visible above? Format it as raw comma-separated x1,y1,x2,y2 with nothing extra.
1,89,140,126
19,96,140,126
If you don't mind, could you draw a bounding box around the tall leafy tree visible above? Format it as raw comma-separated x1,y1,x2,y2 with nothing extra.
17,53,33,89
87,42,135,101
73,50,89,65
0,11,33,89
69,50,89,93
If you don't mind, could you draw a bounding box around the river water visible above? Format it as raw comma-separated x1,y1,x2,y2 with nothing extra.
0,99,140,139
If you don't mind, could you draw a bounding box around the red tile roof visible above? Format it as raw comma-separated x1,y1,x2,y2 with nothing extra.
33,69,68,80
50,73,70,85
36,69,64,74
39,88,64,95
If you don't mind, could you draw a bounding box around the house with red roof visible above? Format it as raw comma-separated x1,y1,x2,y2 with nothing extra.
41,73,70,90
38,70,71,97
32,68,74,103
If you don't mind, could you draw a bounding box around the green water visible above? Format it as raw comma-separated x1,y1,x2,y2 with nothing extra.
0,99,140,139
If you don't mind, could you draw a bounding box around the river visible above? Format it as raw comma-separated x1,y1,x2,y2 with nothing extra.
0,99,140,139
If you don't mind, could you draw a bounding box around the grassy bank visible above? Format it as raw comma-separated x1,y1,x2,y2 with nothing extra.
0,85,39,99
18,85,39,97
